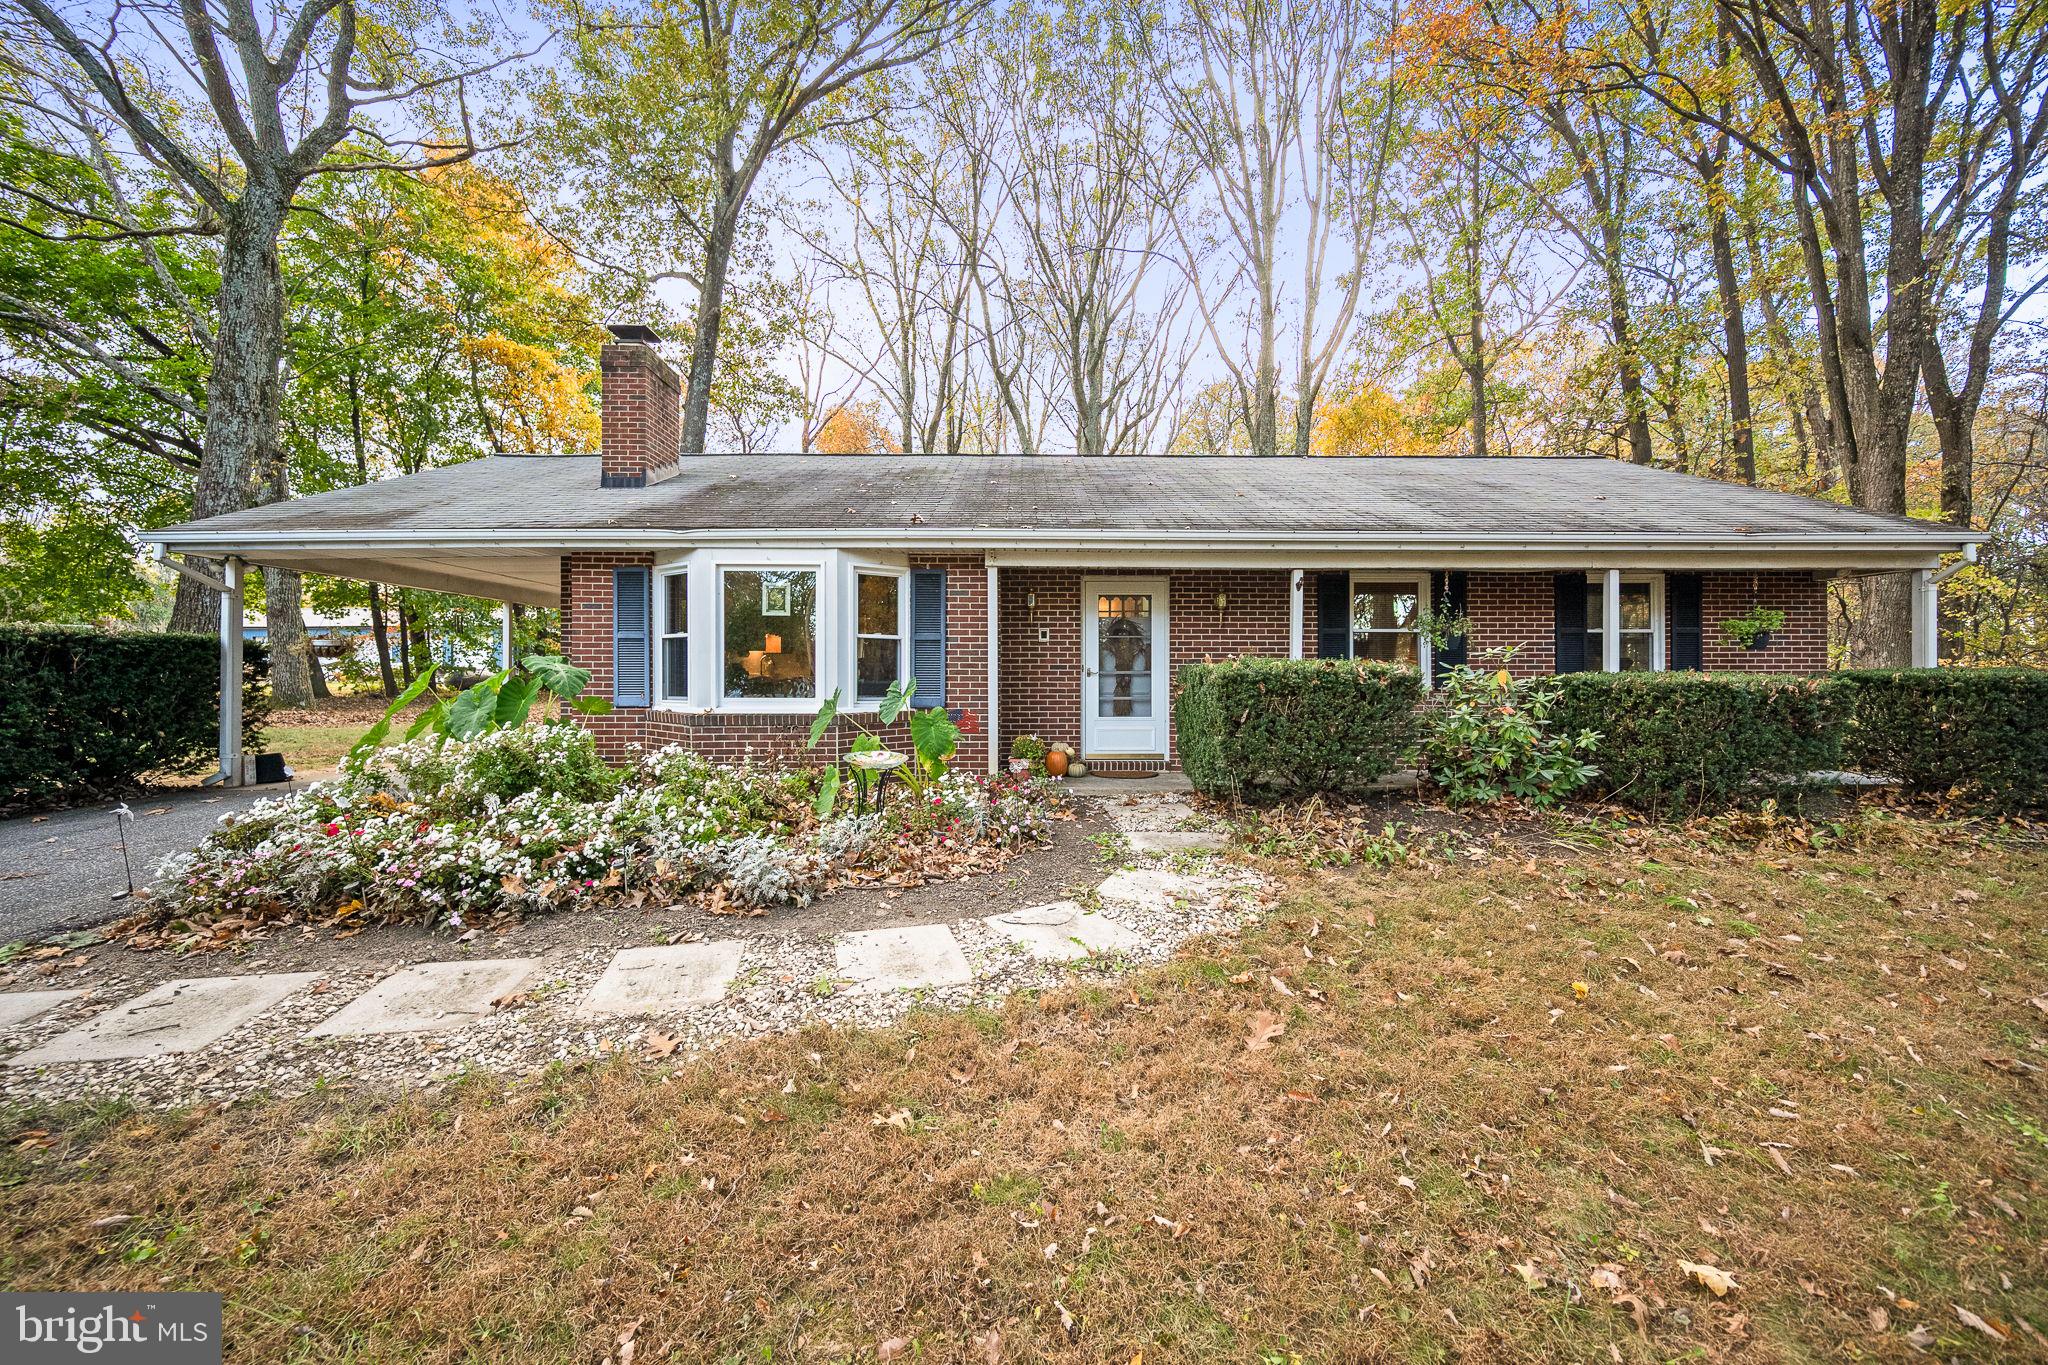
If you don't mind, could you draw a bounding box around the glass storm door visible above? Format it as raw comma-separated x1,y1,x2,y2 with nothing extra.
1081,577,1170,757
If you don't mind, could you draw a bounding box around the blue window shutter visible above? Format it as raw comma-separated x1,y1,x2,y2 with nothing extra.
1668,573,1704,670
910,569,946,706
1315,573,1350,659
1553,572,1589,674
613,567,651,707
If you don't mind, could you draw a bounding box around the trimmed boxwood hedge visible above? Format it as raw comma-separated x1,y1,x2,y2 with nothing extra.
1176,658,1423,797
1835,667,2048,810
0,626,270,811
1548,672,1847,815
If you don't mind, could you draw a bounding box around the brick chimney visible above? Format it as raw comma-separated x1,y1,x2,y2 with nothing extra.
599,323,681,487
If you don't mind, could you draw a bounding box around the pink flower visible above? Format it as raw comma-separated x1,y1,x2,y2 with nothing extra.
324,823,340,837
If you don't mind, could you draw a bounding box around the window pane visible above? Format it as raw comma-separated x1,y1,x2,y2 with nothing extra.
1618,584,1652,630
662,637,688,699
1096,594,1153,717
857,637,897,700
1585,584,1604,632
1353,630,1419,664
1619,632,1653,671
1353,582,1418,633
857,573,898,635
664,574,687,636
722,569,817,699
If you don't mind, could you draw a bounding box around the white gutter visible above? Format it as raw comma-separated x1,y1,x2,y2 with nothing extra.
138,525,1981,554
1929,541,1979,585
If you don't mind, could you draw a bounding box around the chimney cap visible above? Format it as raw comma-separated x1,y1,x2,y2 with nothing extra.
605,322,664,346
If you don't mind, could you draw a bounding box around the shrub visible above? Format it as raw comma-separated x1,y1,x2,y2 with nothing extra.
1548,672,1846,815
0,625,269,811
1175,658,1423,797
147,734,1059,935
1416,659,1600,807
1835,668,2048,810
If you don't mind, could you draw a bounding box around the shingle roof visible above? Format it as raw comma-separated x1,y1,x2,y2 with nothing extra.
146,453,1970,547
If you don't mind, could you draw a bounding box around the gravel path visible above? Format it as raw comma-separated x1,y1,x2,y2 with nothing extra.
0,793,1268,1108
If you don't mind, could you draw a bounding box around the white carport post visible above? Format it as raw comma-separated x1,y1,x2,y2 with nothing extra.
217,555,245,787
1601,568,1622,672
1288,570,1304,660
499,601,516,669
1910,568,1938,668
986,561,1000,775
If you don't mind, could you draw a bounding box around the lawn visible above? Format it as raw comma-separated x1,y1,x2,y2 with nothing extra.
4,806,2043,1362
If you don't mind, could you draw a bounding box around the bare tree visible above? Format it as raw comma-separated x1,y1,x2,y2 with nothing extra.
1148,0,1398,456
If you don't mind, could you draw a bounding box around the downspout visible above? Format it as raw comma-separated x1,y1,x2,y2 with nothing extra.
985,562,999,775
1289,570,1304,660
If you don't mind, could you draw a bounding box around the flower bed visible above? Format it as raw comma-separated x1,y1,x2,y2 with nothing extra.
139,723,1058,946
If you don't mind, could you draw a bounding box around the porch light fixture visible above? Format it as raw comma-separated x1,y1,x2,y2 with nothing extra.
1215,592,1228,612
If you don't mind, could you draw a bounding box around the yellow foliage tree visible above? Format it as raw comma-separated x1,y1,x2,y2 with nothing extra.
814,402,902,455
1311,382,1417,457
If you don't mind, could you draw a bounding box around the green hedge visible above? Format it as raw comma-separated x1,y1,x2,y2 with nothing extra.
1835,668,2048,810
1549,672,1846,815
0,626,270,811
1176,658,1423,797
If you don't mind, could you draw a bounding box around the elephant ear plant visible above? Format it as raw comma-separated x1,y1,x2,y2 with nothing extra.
806,677,963,816
349,655,614,762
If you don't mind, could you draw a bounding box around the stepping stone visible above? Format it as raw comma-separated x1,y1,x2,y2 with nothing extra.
579,941,745,1018
1096,868,1220,913
10,974,318,1066
986,901,1146,962
310,959,537,1038
0,990,85,1031
1125,830,1228,856
837,924,972,995
1106,800,1202,833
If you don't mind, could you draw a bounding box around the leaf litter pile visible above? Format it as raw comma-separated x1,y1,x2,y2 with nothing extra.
5,807,2044,1361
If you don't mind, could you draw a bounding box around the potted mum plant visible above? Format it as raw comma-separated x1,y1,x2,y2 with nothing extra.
1010,733,1049,775
1720,604,1786,652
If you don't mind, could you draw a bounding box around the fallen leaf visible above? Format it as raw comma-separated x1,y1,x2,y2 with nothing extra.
877,1336,912,1361
642,1031,679,1059
970,1328,1001,1364
1245,1010,1286,1052
1955,1304,2010,1342
1512,1261,1547,1289
1679,1259,1738,1297
1590,1266,1624,1292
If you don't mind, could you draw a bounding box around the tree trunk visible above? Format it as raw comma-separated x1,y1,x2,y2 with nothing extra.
264,567,315,708
367,583,397,696
1707,199,1754,483
1923,343,1972,527
679,203,739,457
169,196,287,632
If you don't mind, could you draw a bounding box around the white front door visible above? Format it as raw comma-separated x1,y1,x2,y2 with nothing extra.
1081,577,1170,758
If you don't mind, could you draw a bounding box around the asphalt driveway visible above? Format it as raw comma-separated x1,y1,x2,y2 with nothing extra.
0,786,279,942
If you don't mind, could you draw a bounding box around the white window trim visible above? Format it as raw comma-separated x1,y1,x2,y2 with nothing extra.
846,561,909,712
655,567,690,704
1348,572,1433,681
1586,572,1667,672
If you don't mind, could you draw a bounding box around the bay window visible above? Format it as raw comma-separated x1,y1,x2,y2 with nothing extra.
721,568,818,700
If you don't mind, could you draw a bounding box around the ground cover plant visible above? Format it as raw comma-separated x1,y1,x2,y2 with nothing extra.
132,721,1057,947
9,804,2043,1361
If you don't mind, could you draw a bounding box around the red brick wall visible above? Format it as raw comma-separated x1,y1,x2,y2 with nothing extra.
598,341,680,487
1468,572,1558,677
1464,570,1827,677
1698,571,1828,672
997,568,1294,767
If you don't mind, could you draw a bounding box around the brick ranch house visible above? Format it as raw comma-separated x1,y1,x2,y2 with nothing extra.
146,326,1979,783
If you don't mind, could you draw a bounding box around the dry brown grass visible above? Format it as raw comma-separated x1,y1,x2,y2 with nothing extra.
5,809,2045,1363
